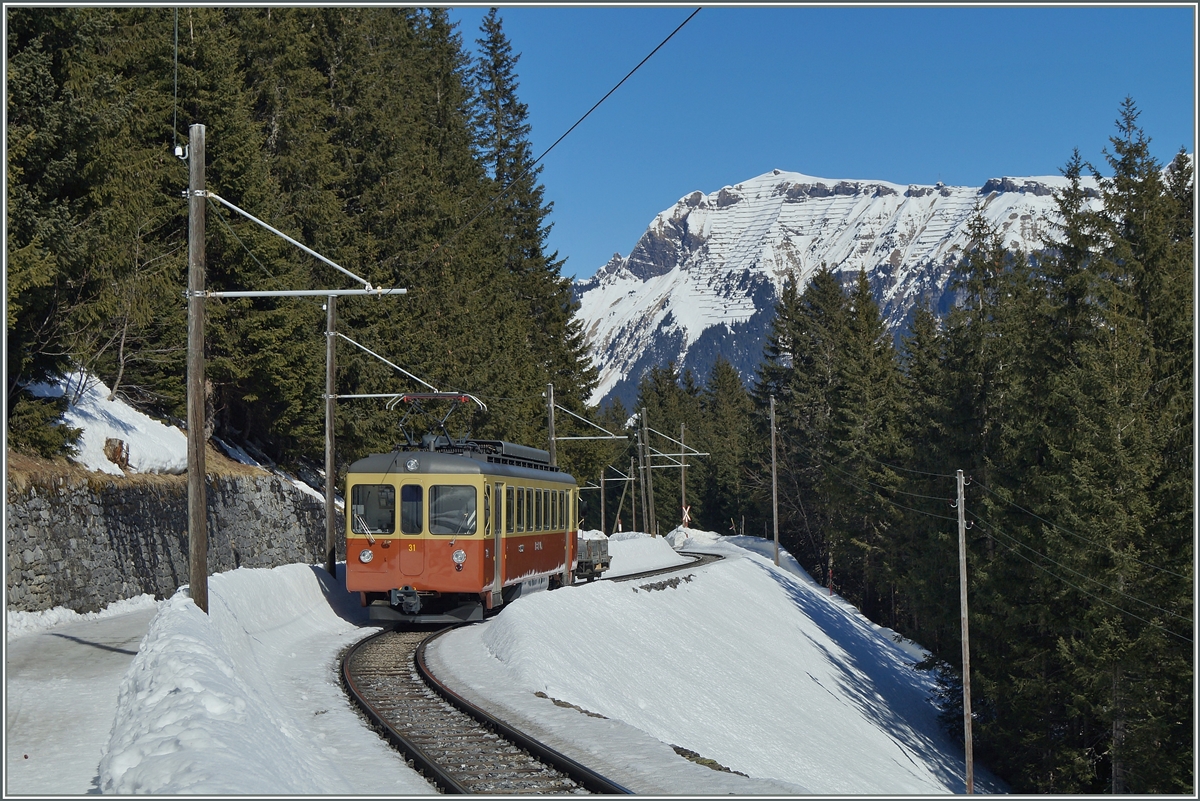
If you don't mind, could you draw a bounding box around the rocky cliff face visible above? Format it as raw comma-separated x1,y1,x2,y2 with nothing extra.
574,168,1099,408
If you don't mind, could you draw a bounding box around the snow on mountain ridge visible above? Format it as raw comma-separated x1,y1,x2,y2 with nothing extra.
575,168,1101,408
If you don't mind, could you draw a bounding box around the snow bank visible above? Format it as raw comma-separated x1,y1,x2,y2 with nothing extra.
664,524,721,549
605,531,691,577
577,528,607,540
465,539,978,794
97,564,433,795
27,372,187,475
6,594,162,643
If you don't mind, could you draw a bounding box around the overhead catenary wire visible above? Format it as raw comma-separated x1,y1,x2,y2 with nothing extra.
966,509,1192,626
392,7,703,273
335,333,442,395
777,429,955,522
969,516,1193,645
206,197,280,286
875,460,957,479
973,479,1191,581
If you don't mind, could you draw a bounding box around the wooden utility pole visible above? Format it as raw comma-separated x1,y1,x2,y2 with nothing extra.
636,419,647,533
599,468,606,536
630,456,637,532
186,123,208,614
547,383,557,467
770,395,779,566
323,296,337,577
957,469,975,794
641,408,657,536
180,124,407,601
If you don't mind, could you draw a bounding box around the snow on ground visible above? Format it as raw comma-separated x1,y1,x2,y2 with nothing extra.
26,372,188,475
94,563,434,795
432,533,999,795
4,533,1001,795
6,593,161,643
22,370,339,507
589,528,692,577
7,376,997,794
6,602,162,795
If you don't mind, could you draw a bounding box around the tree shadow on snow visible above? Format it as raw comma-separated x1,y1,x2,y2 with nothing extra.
751,560,1003,793
306,563,375,627
47,631,139,656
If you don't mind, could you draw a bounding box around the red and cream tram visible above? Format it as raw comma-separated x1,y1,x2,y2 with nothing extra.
344,438,580,623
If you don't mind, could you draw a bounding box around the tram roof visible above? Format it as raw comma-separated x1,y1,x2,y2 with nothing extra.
347,447,577,485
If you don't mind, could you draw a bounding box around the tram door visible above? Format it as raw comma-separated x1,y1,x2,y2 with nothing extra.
490,483,505,601
399,483,424,576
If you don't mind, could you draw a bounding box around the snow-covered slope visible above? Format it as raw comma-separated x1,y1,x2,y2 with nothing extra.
69,534,1001,794
575,168,1100,407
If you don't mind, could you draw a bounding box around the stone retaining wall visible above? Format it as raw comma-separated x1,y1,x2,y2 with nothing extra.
6,470,345,613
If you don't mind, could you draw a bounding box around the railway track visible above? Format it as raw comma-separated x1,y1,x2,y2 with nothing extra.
342,626,631,794
608,549,720,583
342,548,719,793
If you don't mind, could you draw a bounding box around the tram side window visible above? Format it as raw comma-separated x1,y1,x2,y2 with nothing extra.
401,485,422,534
515,486,524,532
351,484,395,534
430,485,477,535
534,488,542,531
544,489,552,530
552,490,560,530
507,487,516,533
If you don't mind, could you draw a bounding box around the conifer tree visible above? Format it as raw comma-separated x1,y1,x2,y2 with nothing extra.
895,303,958,652
753,266,849,578
822,270,905,619
696,355,755,535
6,7,115,452
633,362,703,532
469,7,598,460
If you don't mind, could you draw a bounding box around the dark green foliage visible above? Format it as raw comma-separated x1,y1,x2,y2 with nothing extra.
6,7,601,482
7,23,1191,793
695,356,756,535
625,98,1191,794
892,100,1192,793
630,362,702,534
6,8,115,398
6,391,81,458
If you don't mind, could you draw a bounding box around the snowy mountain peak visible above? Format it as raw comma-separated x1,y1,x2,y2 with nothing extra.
575,168,1101,408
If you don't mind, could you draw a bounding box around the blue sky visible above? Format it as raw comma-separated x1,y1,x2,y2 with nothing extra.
448,5,1196,281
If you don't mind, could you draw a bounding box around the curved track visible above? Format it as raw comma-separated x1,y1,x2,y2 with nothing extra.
607,549,720,583
342,627,631,794
342,547,719,793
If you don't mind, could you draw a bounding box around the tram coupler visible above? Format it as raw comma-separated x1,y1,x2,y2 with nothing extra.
390,586,422,615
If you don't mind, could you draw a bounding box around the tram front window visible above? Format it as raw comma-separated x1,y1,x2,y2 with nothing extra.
350,484,395,534
429,485,477,535
401,484,422,534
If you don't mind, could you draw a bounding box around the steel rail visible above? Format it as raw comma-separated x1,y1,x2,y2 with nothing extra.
341,549,718,793
343,625,631,794
415,628,633,795
341,629,470,793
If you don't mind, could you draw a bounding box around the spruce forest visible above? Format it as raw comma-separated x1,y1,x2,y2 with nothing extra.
6,7,1193,795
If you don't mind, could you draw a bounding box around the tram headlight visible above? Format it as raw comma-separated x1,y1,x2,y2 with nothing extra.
452,549,467,565
359,549,375,564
